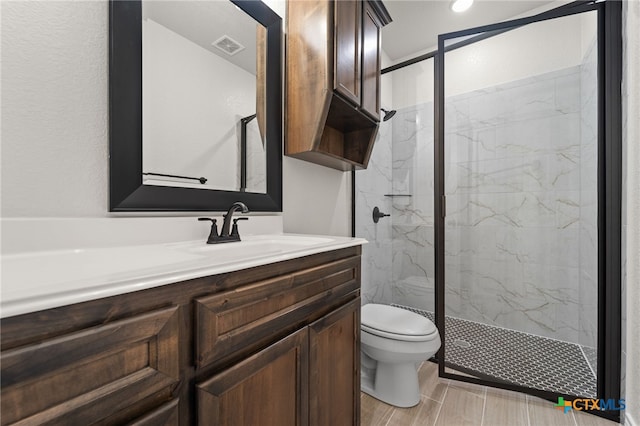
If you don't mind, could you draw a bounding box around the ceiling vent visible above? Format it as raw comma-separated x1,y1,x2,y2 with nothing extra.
212,35,245,56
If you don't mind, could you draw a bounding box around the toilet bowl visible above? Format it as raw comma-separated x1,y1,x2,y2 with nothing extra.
360,304,441,408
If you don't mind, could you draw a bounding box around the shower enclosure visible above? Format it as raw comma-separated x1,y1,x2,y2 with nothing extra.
355,0,621,421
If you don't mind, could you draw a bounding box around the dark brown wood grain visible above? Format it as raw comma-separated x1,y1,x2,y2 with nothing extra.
285,0,389,171
309,297,361,426
129,398,180,426
5,369,175,426
334,0,361,106
1,307,180,425
197,328,309,426
285,0,333,156
316,96,378,170
360,1,382,121
0,246,362,425
1,246,360,350
345,126,379,167
196,256,359,368
319,125,346,159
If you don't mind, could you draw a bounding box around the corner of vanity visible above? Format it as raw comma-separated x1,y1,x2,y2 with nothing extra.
0,238,364,425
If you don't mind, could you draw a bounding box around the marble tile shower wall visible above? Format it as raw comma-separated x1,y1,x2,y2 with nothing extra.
444,64,597,346
390,103,436,311
356,120,394,306
578,39,598,349
386,63,597,347
356,50,598,349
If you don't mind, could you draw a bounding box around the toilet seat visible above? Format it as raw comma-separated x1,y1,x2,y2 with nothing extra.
362,324,438,342
361,304,437,342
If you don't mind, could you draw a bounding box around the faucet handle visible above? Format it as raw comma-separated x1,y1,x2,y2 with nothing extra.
230,217,249,237
198,218,219,243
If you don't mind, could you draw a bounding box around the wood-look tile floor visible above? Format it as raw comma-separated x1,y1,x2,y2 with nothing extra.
361,362,619,426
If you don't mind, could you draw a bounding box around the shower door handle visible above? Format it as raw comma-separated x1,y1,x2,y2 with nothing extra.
373,207,390,223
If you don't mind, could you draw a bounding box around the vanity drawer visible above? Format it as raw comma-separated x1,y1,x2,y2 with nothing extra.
195,255,360,368
0,306,181,425
130,398,180,426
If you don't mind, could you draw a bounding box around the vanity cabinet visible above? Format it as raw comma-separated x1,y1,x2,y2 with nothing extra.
197,297,360,426
0,246,361,425
197,328,309,425
0,306,181,425
130,399,180,425
308,298,360,425
285,0,391,171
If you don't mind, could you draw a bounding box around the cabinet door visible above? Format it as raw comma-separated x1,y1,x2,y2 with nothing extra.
334,0,361,106
197,328,309,426
195,255,360,369
0,306,180,425
360,1,381,121
308,297,360,426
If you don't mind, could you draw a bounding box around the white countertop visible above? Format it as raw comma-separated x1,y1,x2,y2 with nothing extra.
0,234,366,318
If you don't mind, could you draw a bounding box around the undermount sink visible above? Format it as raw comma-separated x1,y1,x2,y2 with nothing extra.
169,234,335,261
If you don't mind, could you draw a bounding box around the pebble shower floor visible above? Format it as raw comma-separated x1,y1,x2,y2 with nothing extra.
393,304,597,398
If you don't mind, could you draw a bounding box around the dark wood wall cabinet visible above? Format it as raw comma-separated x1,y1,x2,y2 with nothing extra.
286,0,392,171
0,246,362,425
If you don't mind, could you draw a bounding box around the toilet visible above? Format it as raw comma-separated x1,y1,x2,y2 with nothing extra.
360,304,441,408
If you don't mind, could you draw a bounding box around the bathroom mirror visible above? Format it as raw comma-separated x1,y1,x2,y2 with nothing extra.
109,0,282,212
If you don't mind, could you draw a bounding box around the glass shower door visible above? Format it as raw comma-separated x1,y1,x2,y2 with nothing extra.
435,3,609,403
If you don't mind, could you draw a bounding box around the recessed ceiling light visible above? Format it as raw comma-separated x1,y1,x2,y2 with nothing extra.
451,0,474,13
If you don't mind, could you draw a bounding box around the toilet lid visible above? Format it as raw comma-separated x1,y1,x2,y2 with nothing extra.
361,304,437,339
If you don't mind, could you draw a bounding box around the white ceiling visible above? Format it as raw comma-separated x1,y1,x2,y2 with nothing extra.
143,0,258,75
382,0,559,62
142,1,561,72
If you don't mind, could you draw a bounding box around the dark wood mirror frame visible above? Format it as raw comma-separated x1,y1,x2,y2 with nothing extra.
109,0,282,212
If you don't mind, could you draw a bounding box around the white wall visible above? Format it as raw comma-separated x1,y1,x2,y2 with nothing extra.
623,1,640,424
392,11,591,109
1,0,352,244
443,12,585,97
267,0,352,237
143,18,257,192
391,59,434,111
283,157,351,237
2,1,109,218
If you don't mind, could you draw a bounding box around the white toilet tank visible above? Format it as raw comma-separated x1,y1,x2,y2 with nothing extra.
391,276,435,312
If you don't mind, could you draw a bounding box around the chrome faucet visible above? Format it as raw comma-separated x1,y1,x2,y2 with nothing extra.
198,201,249,244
